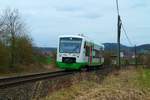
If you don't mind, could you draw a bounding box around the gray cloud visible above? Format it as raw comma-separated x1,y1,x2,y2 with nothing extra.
76,13,102,19
131,3,147,9
0,0,149,46
131,0,149,9
55,6,83,12
55,5,102,20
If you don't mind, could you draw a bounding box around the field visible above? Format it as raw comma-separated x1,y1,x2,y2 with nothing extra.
44,67,150,100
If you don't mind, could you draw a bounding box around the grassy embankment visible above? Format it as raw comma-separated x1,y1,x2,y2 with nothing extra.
0,56,57,77
44,67,150,100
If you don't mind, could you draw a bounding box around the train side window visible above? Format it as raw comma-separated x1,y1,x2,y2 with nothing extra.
95,50,100,58
92,50,96,57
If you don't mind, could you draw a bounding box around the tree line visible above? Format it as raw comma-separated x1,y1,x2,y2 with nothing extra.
0,8,33,68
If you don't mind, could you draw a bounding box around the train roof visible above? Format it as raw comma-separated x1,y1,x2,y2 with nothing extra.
59,35,85,39
58,34,104,48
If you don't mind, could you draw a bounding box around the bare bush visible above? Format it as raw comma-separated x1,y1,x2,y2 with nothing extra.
0,42,10,67
16,35,33,65
0,8,33,67
103,52,114,65
145,54,150,67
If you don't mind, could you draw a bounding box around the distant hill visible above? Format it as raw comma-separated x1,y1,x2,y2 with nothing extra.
136,44,150,54
103,43,131,52
103,43,150,54
33,43,150,54
136,44,150,50
33,47,57,53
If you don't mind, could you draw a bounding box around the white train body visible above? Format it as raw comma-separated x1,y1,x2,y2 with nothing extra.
57,35,104,70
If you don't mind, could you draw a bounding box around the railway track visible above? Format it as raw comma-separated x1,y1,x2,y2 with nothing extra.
0,65,111,89
0,70,75,89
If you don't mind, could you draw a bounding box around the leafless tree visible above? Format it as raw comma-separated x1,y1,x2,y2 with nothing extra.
0,14,5,40
0,8,28,67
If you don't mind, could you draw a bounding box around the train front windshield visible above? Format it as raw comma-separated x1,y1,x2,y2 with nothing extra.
59,37,82,53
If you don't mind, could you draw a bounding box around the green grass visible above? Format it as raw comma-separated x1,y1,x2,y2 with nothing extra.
137,68,150,88
0,56,54,77
33,56,52,64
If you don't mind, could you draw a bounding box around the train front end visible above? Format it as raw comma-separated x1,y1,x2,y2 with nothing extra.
56,35,85,70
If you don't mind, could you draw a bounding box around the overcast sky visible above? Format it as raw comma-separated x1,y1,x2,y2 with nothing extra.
0,0,149,47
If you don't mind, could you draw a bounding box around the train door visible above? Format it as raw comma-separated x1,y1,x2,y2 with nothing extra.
89,46,92,64
85,45,92,65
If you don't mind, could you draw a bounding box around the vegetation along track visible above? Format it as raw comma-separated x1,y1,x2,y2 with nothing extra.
0,65,111,89
0,70,75,89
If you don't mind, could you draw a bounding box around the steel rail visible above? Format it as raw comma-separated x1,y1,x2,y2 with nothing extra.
0,70,75,89
0,70,68,82
0,65,110,89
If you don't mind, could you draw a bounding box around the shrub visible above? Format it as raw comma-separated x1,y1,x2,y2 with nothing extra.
15,35,33,65
0,42,10,67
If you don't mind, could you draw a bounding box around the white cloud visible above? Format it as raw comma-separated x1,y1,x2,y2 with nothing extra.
0,0,149,46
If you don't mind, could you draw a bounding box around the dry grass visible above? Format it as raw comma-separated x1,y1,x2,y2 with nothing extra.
43,67,150,100
0,64,53,77
76,69,150,100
